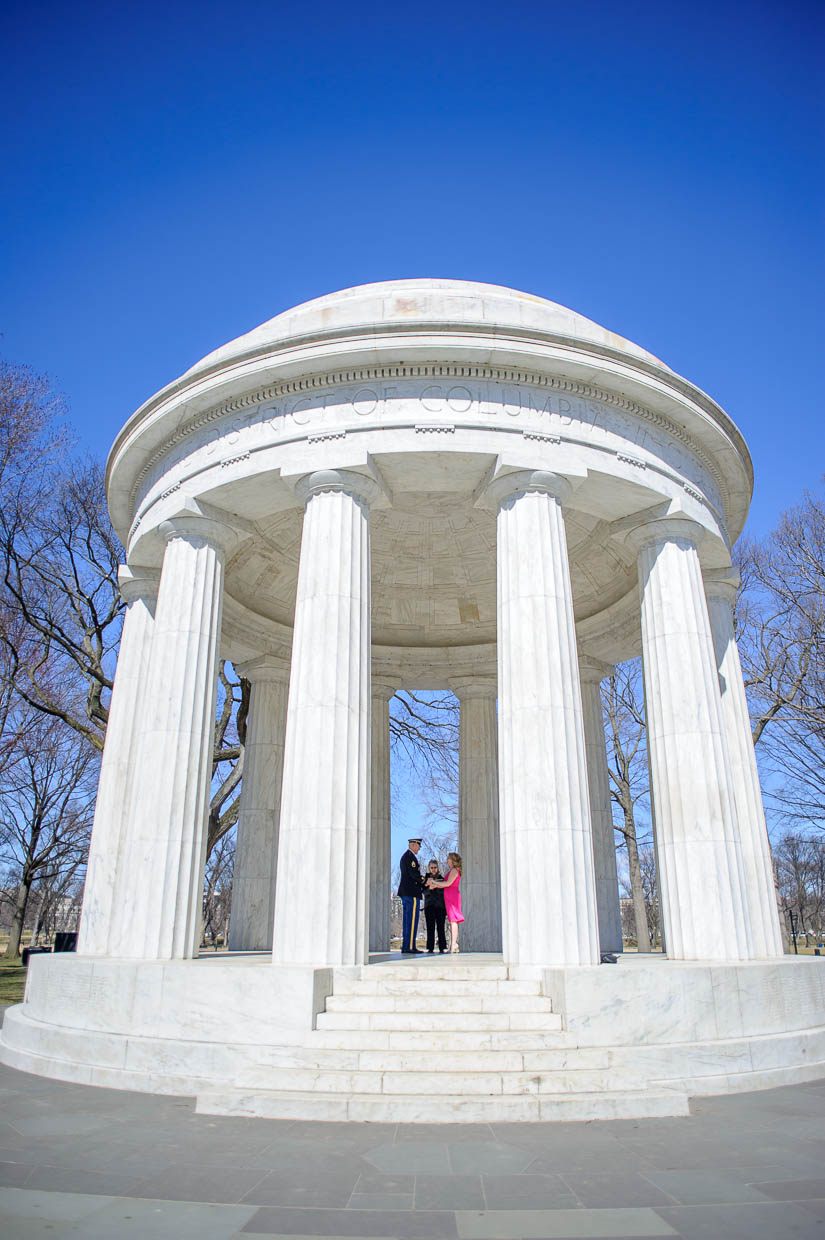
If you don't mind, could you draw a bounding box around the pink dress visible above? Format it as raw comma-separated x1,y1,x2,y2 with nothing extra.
443,871,464,923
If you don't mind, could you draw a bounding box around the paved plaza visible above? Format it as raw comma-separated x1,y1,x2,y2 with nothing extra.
0,1033,823,1239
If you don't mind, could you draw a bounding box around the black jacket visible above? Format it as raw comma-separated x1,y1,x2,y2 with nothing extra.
423,872,446,911
398,849,425,899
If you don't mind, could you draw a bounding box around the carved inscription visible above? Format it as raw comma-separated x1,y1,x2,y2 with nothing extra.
136,369,724,520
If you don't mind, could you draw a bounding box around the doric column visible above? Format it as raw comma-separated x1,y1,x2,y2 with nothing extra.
486,470,600,966
628,517,752,961
579,656,623,955
369,681,397,953
451,677,501,952
272,470,379,967
704,570,784,958
228,657,290,952
110,512,231,960
77,566,159,955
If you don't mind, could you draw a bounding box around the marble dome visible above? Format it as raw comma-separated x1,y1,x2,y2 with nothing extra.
183,279,672,379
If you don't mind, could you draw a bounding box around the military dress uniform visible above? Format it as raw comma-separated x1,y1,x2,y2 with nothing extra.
397,842,425,953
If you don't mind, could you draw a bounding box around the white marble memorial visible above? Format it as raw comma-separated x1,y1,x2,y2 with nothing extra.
3,278,819,1121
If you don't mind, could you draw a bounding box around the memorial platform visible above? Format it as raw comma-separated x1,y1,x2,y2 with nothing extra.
2,952,823,1123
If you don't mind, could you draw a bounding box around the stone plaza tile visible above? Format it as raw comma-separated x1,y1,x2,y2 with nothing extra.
240,1205,458,1236
21,1163,146,1198
446,1141,535,1175
455,1207,678,1237
414,1174,484,1210
757,1176,825,1200
559,1171,679,1209
654,1201,825,1240
62,1195,259,1240
353,1170,415,1194
644,1168,773,1204
347,1192,415,1210
238,1167,363,1210
365,1141,450,1174
480,1172,578,1209
0,1160,33,1187
127,1164,273,1204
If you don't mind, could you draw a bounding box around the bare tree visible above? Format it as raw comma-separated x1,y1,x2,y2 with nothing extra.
773,831,825,946
1,458,124,750
391,692,459,786
0,362,69,497
207,665,249,855
0,361,252,864
391,689,460,839
602,662,655,951
736,483,824,832
202,829,235,948
0,713,96,958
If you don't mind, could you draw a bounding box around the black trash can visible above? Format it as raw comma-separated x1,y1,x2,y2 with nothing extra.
21,945,52,967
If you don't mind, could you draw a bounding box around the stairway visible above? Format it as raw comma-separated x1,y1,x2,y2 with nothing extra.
196,961,690,1121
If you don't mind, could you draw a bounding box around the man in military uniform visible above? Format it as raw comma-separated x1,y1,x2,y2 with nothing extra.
397,838,425,954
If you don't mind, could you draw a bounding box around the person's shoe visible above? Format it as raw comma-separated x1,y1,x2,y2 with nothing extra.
426,949,434,954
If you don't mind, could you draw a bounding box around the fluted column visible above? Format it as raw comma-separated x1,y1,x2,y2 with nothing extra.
272,470,379,967
77,566,159,955
487,470,600,966
704,570,784,958
369,681,397,953
228,657,289,952
579,657,623,955
110,512,230,960
628,518,752,961
451,677,501,952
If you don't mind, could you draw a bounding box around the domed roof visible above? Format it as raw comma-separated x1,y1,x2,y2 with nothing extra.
183,278,671,377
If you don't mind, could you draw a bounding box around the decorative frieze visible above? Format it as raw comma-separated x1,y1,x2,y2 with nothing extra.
130,363,728,519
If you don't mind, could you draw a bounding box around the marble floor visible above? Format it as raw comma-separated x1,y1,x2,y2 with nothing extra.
0,1009,823,1239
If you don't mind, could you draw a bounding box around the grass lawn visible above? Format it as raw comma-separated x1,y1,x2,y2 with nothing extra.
0,962,26,1006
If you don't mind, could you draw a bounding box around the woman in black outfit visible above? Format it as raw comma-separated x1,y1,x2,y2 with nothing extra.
423,859,448,953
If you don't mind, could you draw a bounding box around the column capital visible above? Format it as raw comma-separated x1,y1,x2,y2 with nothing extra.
118,564,159,606
295,469,383,510
623,515,706,553
578,655,614,684
236,655,291,685
480,469,572,511
449,676,497,701
703,567,740,604
371,680,399,702
158,512,234,553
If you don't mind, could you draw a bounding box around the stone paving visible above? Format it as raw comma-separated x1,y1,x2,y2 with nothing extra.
0,1038,823,1240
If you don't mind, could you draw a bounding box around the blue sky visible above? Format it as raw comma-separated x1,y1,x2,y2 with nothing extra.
3,1,822,854
3,0,822,538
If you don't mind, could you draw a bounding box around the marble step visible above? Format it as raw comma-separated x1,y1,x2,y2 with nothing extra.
323,993,554,1015
351,1048,610,1073
308,1028,569,1051
359,964,512,982
315,1010,563,1032
221,1064,643,1095
331,976,542,997
196,1087,691,1123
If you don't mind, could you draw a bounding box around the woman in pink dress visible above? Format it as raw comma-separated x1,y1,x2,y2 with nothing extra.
426,852,463,953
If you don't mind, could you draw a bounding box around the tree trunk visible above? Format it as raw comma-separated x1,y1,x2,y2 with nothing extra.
5,876,32,959
623,813,651,953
